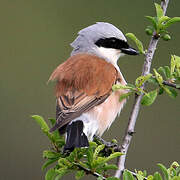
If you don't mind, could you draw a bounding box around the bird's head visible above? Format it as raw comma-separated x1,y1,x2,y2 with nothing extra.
71,22,138,66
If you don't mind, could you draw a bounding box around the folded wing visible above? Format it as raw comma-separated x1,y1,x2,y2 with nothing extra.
49,54,119,132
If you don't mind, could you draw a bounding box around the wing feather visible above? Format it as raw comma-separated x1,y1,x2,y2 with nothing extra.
49,53,119,132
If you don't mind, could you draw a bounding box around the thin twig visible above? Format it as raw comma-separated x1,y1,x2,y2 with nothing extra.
162,80,180,90
115,0,170,178
151,75,180,90
75,163,148,180
74,163,106,179
126,170,147,180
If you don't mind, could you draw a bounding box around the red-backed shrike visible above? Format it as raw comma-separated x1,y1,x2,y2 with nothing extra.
49,22,138,151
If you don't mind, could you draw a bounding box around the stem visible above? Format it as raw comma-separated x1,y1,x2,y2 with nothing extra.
151,76,180,90
115,0,170,178
162,80,180,90
74,163,106,179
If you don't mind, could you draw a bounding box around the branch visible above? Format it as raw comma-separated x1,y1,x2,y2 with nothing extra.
127,170,147,180
162,80,180,90
75,163,147,180
74,163,106,180
115,0,170,178
151,75,180,90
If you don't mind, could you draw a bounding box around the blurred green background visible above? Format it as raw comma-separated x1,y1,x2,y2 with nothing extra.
0,0,180,179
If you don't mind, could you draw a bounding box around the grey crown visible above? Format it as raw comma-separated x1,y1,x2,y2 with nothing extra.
70,22,127,56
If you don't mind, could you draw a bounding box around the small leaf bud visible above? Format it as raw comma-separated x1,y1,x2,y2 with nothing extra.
145,28,153,36
162,34,171,41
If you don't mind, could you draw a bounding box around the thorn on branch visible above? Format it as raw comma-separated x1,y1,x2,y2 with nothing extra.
128,130,135,136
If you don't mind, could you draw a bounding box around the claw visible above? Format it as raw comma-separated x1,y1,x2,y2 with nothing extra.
93,135,119,156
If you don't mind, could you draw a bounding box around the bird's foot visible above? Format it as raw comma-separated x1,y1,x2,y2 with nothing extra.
93,135,119,156
93,135,117,147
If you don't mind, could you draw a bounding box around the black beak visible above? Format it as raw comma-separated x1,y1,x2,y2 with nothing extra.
121,47,139,55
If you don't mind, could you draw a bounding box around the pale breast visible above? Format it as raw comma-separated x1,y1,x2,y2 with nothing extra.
88,88,127,137
82,70,128,140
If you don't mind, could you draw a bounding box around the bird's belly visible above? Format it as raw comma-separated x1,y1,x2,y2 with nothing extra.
82,89,127,141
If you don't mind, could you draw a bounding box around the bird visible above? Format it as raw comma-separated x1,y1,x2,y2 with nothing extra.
49,22,138,152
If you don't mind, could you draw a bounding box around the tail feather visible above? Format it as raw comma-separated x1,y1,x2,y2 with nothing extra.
64,120,89,151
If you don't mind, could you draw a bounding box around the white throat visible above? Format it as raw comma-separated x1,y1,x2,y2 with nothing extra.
97,47,124,71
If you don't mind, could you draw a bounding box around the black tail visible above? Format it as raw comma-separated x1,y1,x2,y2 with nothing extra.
64,120,89,152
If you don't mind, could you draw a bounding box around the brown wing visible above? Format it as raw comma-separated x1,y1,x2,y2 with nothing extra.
49,53,119,132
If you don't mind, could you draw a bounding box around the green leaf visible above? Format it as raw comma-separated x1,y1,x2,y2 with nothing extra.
141,90,158,106
55,168,68,180
176,166,180,175
158,67,166,77
171,161,180,170
112,84,135,91
48,118,65,146
145,16,158,30
97,176,104,180
45,168,58,180
168,88,177,98
105,152,123,162
153,172,163,180
171,177,180,180
87,147,94,168
169,167,177,177
58,158,72,168
157,163,169,180
174,55,180,76
119,92,133,101
123,169,135,180
75,170,85,180
136,172,145,180
164,66,171,79
54,174,63,180
32,115,52,140
42,159,58,171
89,141,98,147
162,34,171,41
147,175,154,180
143,170,147,177
102,164,118,171
43,150,61,159
163,17,180,29
159,16,170,24
158,87,164,95
163,86,177,98
135,171,146,180
48,118,56,126
126,83,136,88
155,3,164,19
32,115,49,132
126,33,144,54
153,69,163,85
158,66,171,79
94,157,106,168
148,77,158,84
135,74,152,88
171,55,176,75
145,27,154,36
93,144,105,160
174,55,180,65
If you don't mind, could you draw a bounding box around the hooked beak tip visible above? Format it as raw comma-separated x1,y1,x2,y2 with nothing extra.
121,47,139,55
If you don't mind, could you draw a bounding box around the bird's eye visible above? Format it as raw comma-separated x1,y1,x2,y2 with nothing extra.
111,38,116,43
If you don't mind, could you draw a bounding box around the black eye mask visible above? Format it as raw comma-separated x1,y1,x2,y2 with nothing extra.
95,37,139,55
95,37,129,50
